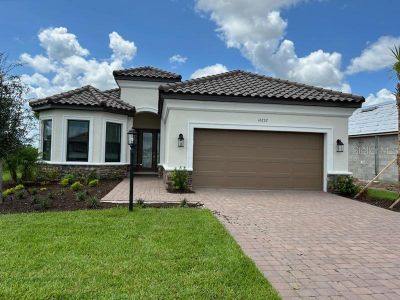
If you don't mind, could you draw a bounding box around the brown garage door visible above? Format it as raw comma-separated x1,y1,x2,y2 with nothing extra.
193,129,324,190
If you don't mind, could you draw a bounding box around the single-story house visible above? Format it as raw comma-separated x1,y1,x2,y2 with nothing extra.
348,101,398,182
29,66,364,191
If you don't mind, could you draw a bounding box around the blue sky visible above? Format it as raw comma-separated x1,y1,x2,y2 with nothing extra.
1,0,399,105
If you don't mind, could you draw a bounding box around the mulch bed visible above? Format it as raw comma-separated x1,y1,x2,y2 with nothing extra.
0,180,124,214
353,194,400,212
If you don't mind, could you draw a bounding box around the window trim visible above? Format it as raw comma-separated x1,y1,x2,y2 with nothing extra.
101,118,127,164
40,117,53,161
105,122,122,163
66,119,91,162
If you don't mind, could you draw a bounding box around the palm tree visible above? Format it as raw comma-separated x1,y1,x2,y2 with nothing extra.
391,46,400,179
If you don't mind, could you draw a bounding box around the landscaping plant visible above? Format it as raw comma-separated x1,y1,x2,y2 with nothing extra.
61,174,76,186
169,167,189,192
0,53,34,203
88,179,99,187
330,175,360,197
86,170,99,184
75,191,87,202
86,196,100,209
70,181,84,191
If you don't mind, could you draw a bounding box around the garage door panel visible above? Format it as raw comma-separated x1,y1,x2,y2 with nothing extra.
193,129,323,190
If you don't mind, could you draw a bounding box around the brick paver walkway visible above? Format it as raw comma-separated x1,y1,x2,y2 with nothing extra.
103,177,400,299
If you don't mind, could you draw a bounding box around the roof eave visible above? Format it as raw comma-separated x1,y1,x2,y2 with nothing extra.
31,103,135,117
114,74,181,83
158,91,363,115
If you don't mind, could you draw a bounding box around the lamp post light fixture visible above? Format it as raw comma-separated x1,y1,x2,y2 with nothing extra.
178,133,184,147
127,127,137,212
336,139,344,153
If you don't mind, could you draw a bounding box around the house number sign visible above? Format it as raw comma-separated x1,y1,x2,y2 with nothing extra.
258,117,269,123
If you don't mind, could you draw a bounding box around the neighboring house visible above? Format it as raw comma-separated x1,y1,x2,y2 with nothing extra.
348,102,399,182
29,66,364,191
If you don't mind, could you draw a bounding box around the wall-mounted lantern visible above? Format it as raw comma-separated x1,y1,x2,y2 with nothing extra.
178,133,184,147
336,139,344,152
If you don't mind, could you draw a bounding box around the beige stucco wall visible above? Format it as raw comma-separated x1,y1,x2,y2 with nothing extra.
38,109,132,164
117,80,161,114
161,98,357,191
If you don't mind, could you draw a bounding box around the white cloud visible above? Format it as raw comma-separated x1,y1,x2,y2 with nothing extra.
38,27,89,61
195,0,350,92
190,63,228,79
169,54,188,64
347,36,400,74
364,88,396,106
20,53,55,73
109,31,137,61
21,27,137,98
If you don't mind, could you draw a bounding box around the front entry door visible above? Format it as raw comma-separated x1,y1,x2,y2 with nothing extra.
136,129,159,172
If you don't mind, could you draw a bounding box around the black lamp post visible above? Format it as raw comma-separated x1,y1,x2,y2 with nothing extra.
127,127,137,212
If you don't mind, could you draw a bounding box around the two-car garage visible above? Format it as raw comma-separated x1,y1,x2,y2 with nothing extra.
192,129,324,190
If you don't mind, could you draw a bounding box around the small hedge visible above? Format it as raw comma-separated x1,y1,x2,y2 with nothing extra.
330,175,360,197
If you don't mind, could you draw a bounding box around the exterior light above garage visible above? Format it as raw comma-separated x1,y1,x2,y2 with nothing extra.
336,139,344,152
178,133,184,147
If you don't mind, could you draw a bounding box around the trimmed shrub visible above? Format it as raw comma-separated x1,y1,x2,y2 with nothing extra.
2,188,15,197
61,174,75,185
86,196,100,209
14,184,25,191
88,179,99,187
70,181,84,191
170,167,189,192
330,176,360,197
60,178,69,187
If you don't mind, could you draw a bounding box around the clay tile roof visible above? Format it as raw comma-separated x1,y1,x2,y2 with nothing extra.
29,85,135,116
160,70,364,106
113,66,182,82
102,88,121,99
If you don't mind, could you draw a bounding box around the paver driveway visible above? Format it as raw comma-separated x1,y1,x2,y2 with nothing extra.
103,177,400,299
200,189,400,299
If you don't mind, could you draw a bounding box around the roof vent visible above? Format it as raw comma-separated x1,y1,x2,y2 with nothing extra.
361,106,378,113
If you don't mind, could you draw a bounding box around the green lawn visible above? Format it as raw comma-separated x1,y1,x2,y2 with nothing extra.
0,208,279,299
367,188,399,202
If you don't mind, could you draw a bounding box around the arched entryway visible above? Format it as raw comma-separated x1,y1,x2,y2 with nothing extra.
133,112,160,173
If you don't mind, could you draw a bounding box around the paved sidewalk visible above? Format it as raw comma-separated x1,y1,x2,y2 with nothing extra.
102,176,198,203
103,177,400,299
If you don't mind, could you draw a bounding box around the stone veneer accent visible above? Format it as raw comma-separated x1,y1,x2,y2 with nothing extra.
40,163,129,179
158,166,193,191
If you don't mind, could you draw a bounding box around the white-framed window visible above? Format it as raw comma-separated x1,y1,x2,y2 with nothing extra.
66,120,90,162
105,122,122,162
42,119,52,161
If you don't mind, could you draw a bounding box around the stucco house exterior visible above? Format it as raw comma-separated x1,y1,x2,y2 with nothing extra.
348,101,398,182
30,66,364,192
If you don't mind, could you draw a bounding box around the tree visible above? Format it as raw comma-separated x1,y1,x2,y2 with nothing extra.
391,46,400,180
0,53,32,202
